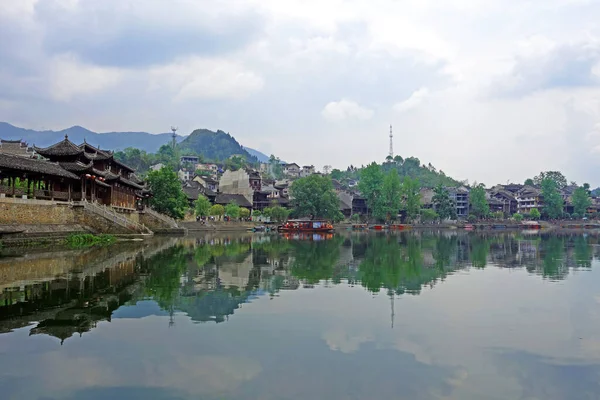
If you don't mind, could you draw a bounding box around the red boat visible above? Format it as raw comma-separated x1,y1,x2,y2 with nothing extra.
278,220,335,233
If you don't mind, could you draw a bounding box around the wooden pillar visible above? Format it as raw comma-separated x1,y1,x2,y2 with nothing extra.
11,176,15,197
68,182,72,202
27,178,31,198
50,180,54,201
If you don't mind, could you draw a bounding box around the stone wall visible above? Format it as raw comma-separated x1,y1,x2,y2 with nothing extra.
0,198,133,234
0,198,76,224
138,212,174,232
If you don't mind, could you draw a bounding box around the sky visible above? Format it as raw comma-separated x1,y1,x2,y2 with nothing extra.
1,0,600,186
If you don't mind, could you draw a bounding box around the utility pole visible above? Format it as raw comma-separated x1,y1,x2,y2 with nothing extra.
389,124,393,159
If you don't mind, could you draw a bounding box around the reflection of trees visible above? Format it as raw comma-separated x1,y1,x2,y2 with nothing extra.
289,236,344,284
470,235,490,269
573,236,592,269
358,234,456,295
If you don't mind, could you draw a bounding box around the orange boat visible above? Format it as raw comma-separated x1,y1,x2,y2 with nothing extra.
278,219,335,233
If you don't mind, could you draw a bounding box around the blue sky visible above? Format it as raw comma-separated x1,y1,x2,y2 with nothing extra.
2,0,600,185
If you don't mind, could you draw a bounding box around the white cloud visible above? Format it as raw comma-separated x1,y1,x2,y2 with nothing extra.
49,54,123,101
148,57,264,101
321,99,374,121
393,88,430,112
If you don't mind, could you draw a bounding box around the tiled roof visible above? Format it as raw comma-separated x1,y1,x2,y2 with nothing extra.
83,151,112,161
0,153,78,179
34,136,83,157
119,176,144,190
58,161,93,172
214,193,252,208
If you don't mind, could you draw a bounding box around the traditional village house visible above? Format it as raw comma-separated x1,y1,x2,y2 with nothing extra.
490,188,518,216
33,135,144,209
180,155,200,164
515,186,543,214
282,163,301,178
300,165,315,177
218,168,264,210
182,180,217,208
0,139,35,157
178,168,191,182
193,175,219,192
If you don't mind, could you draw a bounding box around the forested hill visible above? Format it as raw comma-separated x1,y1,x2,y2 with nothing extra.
178,129,258,162
333,156,462,188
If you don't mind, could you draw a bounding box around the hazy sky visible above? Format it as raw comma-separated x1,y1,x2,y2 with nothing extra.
2,0,600,185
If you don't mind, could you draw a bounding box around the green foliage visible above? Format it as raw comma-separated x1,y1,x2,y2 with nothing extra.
530,208,541,220
492,211,504,219
402,176,421,222
224,155,246,171
374,169,402,222
113,147,154,174
156,144,180,169
239,208,250,219
470,236,489,269
269,155,284,179
194,195,211,217
178,129,258,163
65,234,116,247
290,175,344,221
467,214,477,223
420,208,439,222
264,205,290,223
351,213,362,222
540,177,563,219
195,169,212,177
524,178,534,186
209,204,225,217
469,184,489,218
358,162,384,217
225,202,241,219
513,213,524,222
534,171,567,189
572,186,591,216
432,184,456,220
147,167,188,219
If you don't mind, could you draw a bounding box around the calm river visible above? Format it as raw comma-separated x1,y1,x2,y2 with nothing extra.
1,231,599,399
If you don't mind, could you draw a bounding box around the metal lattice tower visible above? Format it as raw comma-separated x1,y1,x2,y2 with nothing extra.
171,126,178,149
388,124,393,159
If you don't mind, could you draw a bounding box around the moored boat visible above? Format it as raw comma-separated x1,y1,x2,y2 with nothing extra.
278,220,334,233
521,221,542,230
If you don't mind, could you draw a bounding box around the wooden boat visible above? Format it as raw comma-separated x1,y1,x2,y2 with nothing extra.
521,221,541,230
463,224,475,230
352,224,368,230
278,220,334,233
370,225,387,230
389,224,408,230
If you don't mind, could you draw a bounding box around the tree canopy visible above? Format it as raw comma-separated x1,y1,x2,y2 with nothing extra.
432,185,456,220
534,171,567,189
469,184,489,218
225,202,241,219
541,177,563,219
146,167,188,219
374,169,402,222
402,176,421,222
358,162,384,217
572,186,591,217
290,175,343,221
194,195,211,217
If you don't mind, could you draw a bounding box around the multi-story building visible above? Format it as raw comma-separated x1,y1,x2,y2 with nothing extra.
516,186,543,214
283,163,301,178
180,155,200,164
300,165,315,177
218,169,263,209
448,187,470,218
178,169,191,182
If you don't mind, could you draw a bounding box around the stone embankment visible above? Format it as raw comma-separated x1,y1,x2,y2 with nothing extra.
0,197,183,245
181,221,256,232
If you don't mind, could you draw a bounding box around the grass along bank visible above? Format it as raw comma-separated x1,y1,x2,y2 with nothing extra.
64,234,117,247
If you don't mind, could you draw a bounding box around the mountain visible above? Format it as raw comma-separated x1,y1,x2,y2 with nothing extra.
178,129,258,162
244,147,270,163
0,122,185,153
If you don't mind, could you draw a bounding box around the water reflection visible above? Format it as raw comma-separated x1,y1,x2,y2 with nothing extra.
1,231,600,399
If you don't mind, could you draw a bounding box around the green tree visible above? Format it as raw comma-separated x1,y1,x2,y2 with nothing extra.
432,184,456,220
492,211,504,219
225,202,240,219
534,171,567,189
156,144,180,169
524,178,534,186
513,213,524,222
358,162,384,218
239,208,250,219
146,167,188,219
194,195,211,217
572,186,591,217
469,184,489,219
530,208,541,220
375,169,402,222
209,204,225,218
402,177,421,222
268,155,284,179
270,205,290,223
290,175,343,221
421,208,439,222
541,177,563,219
225,156,245,171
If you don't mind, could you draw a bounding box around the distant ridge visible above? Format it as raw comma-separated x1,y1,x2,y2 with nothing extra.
0,123,271,160
178,129,259,162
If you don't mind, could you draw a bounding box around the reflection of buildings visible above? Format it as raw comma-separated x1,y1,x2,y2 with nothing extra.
0,239,176,342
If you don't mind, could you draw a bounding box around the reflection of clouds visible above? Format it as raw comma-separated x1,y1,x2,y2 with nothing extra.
3,346,261,399
493,350,600,400
323,329,373,354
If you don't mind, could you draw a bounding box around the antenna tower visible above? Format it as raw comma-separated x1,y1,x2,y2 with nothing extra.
171,126,178,149
388,124,393,159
